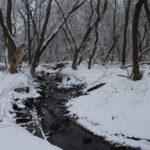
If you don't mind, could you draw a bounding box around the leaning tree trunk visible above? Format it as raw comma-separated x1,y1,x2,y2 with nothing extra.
132,0,144,81
30,0,52,76
72,20,97,70
9,43,25,74
88,0,108,69
0,9,26,74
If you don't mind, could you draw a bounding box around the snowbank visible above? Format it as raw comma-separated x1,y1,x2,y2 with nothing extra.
63,64,150,150
0,68,61,150
0,125,60,150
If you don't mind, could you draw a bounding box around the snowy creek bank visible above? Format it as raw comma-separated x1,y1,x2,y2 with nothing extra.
0,69,61,150
14,67,140,150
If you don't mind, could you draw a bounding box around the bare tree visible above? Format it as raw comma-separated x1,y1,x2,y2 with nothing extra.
30,0,86,76
102,0,121,64
71,1,101,70
88,0,108,69
0,6,25,74
30,0,53,76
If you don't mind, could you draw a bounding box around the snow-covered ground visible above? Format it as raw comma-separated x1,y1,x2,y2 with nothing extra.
57,64,150,150
0,66,61,150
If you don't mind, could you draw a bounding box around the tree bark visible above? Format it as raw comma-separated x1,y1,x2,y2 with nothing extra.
25,0,32,65
0,9,16,63
122,0,131,67
132,0,144,80
7,0,12,35
7,0,14,63
102,35,121,63
9,43,25,74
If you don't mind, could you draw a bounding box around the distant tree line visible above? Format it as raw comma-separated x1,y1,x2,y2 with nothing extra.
0,0,150,80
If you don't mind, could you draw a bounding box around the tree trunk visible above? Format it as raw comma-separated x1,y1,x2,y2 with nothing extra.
30,0,52,76
103,35,120,63
7,0,12,34
9,43,25,74
25,0,32,65
132,0,144,80
72,49,80,70
7,0,14,63
0,9,16,63
2,0,16,63
72,19,96,70
122,0,131,67
88,0,108,69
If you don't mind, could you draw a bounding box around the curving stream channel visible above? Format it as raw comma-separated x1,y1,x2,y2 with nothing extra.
14,70,140,150
33,71,140,150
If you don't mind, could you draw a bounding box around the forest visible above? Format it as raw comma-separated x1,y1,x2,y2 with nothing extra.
0,0,150,150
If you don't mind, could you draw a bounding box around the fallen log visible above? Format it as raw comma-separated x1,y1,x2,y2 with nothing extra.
53,63,68,70
87,83,106,92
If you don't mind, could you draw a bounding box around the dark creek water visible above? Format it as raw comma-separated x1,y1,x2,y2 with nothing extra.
14,71,140,150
